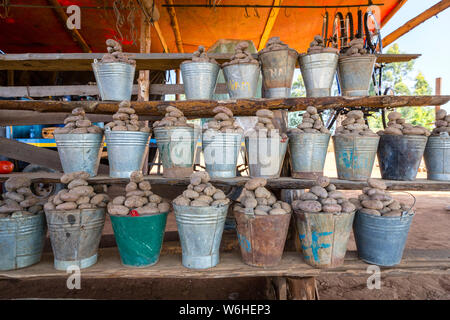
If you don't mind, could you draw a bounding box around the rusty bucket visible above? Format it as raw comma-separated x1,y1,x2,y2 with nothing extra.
259,48,298,98
294,210,355,268
234,210,291,267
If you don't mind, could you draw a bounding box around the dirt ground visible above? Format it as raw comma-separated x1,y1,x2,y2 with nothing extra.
2,152,449,300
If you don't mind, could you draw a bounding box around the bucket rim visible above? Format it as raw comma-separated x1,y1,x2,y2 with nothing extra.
45,208,106,214
245,136,290,143
180,61,220,68
258,47,298,56
338,54,376,62
0,211,45,221
294,209,356,216
105,130,150,135
288,132,331,138
91,61,135,67
203,131,244,138
379,134,428,141
109,211,169,219
153,126,195,131
234,209,292,219
222,62,261,69
299,51,339,59
54,132,104,137
356,209,415,220
173,203,230,210
332,134,380,140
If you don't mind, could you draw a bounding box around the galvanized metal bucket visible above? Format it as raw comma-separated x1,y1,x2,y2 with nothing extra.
299,52,338,97
245,136,289,178
337,55,376,96
45,208,105,271
378,134,428,181
353,210,414,266
154,126,198,178
259,49,298,98
105,130,150,178
234,210,291,267
180,62,220,100
222,63,260,99
0,212,46,271
202,132,243,178
92,61,135,101
424,135,450,181
288,132,330,179
294,210,355,268
173,204,228,269
54,133,104,177
110,211,168,268
333,135,380,181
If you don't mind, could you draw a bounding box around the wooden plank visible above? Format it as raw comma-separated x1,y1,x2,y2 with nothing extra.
0,138,109,174
0,95,448,118
0,53,421,71
0,173,449,191
0,248,448,280
383,0,450,47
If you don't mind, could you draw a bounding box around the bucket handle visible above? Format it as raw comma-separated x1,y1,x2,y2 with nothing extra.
395,191,416,219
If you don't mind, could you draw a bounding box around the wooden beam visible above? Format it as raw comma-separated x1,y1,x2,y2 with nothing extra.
258,0,283,51
47,0,92,53
383,0,450,47
165,0,184,53
0,53,420,71
1,173,449,191
153,21,170,53
0,95,449,118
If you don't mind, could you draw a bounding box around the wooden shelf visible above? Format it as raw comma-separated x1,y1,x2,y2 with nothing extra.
1,173,449,191
0,53,421,72
0,95,449,118
1,248,448,280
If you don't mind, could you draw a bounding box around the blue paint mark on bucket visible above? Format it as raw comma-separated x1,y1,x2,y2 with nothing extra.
299,231,332,262
237,233,251,253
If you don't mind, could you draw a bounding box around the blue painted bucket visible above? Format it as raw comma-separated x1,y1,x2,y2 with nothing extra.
353,210,414,266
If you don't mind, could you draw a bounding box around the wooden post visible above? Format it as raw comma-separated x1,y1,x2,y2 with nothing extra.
7,70,14,86
435,77,442,113
287,277,319,300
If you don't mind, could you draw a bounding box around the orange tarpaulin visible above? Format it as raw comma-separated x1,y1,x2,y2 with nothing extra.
0,0,406,54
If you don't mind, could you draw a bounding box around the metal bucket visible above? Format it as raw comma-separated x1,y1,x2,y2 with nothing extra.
259,49,298,98
294,210,355,268
222,63,260,99
245,136,289,178
288,132,330,179
0,212,46,271
202,132,243,178
110,211,168,268
46,208,105,270
337,55,376,96
353,210,414,266
234,210,291,267
105,130,150,178
299,52,338,97
333,135,380,181
92,61,135,101
54,133,104,177
173,204,228,269
378,134,428,181
180,62,220,100
154,126,198,178
424,135,450,181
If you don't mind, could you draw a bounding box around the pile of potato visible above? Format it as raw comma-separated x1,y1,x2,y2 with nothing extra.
292,177,356,214
432,109,450,135
378,111,430,136
105,101,150,132
107,171,170,216
100,39,136,65
54,107,103,134
249,109,287,138
288,106,330,134
234,178,291,216
43,172,108,211
350,179,411,217
182,45,217,64
173,172,230,207
335,110,377,136
0,177,41,217
306,35,339,54
222,41,259,67
153,106,192,128
341,38,368,56
203,106,243,135
259,36,291,54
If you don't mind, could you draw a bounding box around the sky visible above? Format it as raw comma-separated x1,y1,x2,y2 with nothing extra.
381,0,450,110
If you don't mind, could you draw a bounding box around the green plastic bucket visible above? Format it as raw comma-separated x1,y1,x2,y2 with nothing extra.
110,212,168,267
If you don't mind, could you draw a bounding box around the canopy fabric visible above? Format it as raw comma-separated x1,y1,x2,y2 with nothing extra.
0,0,406,54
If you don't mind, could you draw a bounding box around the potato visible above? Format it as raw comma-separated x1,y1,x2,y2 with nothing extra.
183,190,199,199
125,182,138,192
68,179,88,189
328,190,344,199
292,200,322,213
254,210,268,216
244,178,266,191
383,209,402,217
112,113,129,121
346,110,364,119
110,196,124,205
136,205,160,215
130,171,144,183
76,196,90,205
190,200,209,207
322,204,342,213
5,192,24,202
112,125,127,131
315,176,330,188
213,106,233,118
280,202,291,213
255,205,272,212
190,175,202,186
214,112,230,121
256,109,274,118
140,127,151,133
299,192,318,201
90,194,109,205
321,197,337,205
403,127,426,135
56,202,77,210
80,203,96,209
306,106,317,114
173,196,190,206
254,187,271,199
71,127,88,134
359,208,381,216
71,186,94,197
16,187,33,196
367,178,386,190
126,190,145,197
60,191,80,202
348,198,362,209
384,127,403,135
341,201,356,213
361,199,384,210
5,177,31,192
326,184,336,192
203,186,216,197
193,184,207,193
149,194,162,203
244,197,258,209
342,117,355,126
256,197,268,206
388,200,401,210
138,181,151,191
269,208,286,215
211,199,229,206
19,196,38,208
158,202,170,213
124,196,147,208
61,171,90,184
118,107,136,115
76,119,92,128
44,202,56,211
310,186,328,198
108,204,129,216
387,111,402,121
